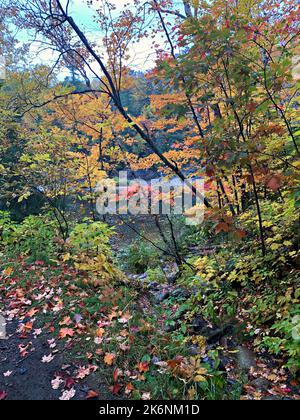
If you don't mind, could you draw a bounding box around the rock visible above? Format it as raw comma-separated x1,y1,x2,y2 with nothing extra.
170,288,191,300
236,346,257,371
166,273,179,285
153,290,170,303
192,316,208,333
163,263,180,284
138,273,148,282
188,345,201,355
251,378,272,392
165,322,180,333
148,282,159,290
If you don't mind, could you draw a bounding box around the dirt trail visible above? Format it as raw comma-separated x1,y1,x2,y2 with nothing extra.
0,320,113,401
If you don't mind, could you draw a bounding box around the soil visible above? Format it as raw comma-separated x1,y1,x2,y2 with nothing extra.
0,320,113,401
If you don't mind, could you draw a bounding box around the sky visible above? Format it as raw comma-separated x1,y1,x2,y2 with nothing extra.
26,0,164,77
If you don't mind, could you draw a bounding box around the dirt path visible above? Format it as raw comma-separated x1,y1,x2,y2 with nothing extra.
0,320,113,400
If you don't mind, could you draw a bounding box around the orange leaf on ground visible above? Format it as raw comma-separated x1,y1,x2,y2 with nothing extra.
86,390,99,400
96,328,105,337
104,353,116,366
59,328,75,339
138,362,150,373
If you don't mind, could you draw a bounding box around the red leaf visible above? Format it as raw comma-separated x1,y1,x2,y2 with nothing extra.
64,377,76,390
138,362,150,373
0,391,7,400
59,328,75,339
86,390,99,400
111,383,122,395
113,368,121,383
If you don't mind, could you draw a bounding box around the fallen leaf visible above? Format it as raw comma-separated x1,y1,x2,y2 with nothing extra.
26,308,39,318
51,377,63,390
76,366,91,380
113,368,122,383
3,267,13,277
64,377,76,389
0,390,7,400
118,312,133,324
96,328,105,338
59,388,76,401
59,316,72,326
86,390,99,400
41,354,55,364
59,328,75,339
104,353,116,366
125,383,134,395
142,392,151,400
138,362,150,373
111,384,122,395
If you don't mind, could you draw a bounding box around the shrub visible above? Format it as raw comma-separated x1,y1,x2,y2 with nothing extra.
66,221,120,284
0,213,57,263
68,221,113,257
122,241,160,274
146,267,166,284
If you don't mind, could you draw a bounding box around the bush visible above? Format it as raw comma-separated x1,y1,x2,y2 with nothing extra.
146,267,166,284
68,221,113,257
122,241,160,274
66,221,120,284
0,212,57,263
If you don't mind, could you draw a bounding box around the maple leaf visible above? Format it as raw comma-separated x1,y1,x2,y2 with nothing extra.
51,377,63,390
59,388,76,401
59,328,75,339
95,328,105,338
2,267,13,277
111,383,122,395
76,366,91,380
125,383,134,395
26,308,39,318
23,322,33,331
104,353,116,366
141,392,151,400
3,371,12,377
48,338,57,349
33,328,43,337
113,368,122,383
138,362,150,373
118,312,133,324
108,310,118,321
86,390,99,400
215,222,230,234
41,354,55,364
59,316,72,326
0,390,7,400
167,359,182,370
64,377,76,389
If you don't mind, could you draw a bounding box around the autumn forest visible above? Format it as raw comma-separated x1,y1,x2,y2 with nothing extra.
0,0,299,402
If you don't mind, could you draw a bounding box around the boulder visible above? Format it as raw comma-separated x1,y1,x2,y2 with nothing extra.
250,378,272,392
236,346,257,371
153,290,170,303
